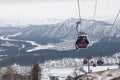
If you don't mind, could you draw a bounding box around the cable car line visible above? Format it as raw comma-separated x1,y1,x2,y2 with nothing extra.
84,0,98,32
107,9,120,40
75,0,99,49
75,0,89,49
76,1,120,67
100,9,120,41
98,9,120,66
76,0,83,33
77,0,81,21
75,0,120,68
94,0,98,20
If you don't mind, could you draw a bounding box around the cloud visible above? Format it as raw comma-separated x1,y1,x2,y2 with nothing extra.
0,0,74,4
0,0,119,25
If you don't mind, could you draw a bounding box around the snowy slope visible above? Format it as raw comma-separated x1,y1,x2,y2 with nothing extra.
5,18,112,41
41,66,119,80
0,18,120,51
0,63,119,80
1,18,120,42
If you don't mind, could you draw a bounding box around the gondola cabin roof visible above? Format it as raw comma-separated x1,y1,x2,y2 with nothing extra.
78,32,87,36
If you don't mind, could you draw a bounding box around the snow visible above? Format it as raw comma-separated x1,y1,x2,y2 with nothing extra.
113,52,120,57
1,41,17,47
0,36,10,41
0,18,63,27
22,44,25,48
41,65,119,80
88,66,118,72
11,64,31,75
0,49,6,52
52,40,75,51
18,44,25,50
0,64,32,75
0,18,120,51
41,68,75,80
40,57,120,80
0,34,55,52
6,32,22,37
0,55,7,57
0,18,120,80
26,41,54,52
95,68,120,80
0,63,119,80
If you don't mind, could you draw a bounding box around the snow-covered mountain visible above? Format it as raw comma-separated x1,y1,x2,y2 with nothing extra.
0,18,119,50
3,18,119,43
0,18,120,66
0,18,120,79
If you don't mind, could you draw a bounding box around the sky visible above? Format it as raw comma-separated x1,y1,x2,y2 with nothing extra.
0,0,120,26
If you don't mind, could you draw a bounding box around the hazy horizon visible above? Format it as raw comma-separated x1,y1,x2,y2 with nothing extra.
0,0,120,26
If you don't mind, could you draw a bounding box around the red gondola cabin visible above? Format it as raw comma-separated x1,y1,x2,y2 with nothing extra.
75,35,89,49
